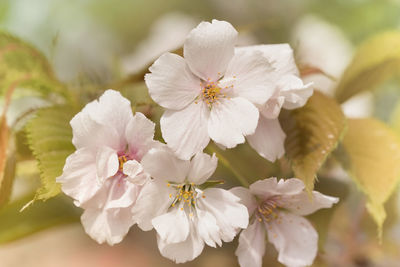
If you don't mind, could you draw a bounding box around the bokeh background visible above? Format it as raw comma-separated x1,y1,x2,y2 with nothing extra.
1,0,400,266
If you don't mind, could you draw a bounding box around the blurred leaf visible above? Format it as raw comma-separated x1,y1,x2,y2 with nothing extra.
26,106,76,201
389,98,400,133
0,194,80,244
280,91,347,191
0,115,16,207
340,118,400,237
0,31,67,98
335,31,400,103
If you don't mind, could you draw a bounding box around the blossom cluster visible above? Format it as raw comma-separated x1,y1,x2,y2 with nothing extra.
57,20,338,267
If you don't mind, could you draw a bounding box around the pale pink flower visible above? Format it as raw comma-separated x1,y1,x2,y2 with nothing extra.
243,44,313,162
132,148,249,263
57,89,160,245
231,177,338,267
145,19,276,160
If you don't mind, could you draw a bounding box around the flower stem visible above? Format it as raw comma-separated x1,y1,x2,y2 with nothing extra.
206,145,249,187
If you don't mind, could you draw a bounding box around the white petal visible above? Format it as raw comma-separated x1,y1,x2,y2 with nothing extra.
208,97,259,148
81,206,134,245
161,101,210,160
279,75,313,110
197,188,249,242
70,89,132,151
132,180,175,231
96,146,119,183
187,152,218,184
141,148,190,183
152,208,190,244
123,160,142,177
281,191,339,216
247,117,286,162
249,178,305,200
184,20,237,81
260,93,285,119
145,53,201,110
157,223,205,263
56,148,101,207
236,220,266,267
196,209,221,247
266,212,318,267
125,112,158,160
70,101,120,150
236,44,299,76
221,50,275,105
229,187,258,215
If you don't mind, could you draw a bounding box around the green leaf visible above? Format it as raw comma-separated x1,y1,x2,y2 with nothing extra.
280,91,347,191
0,31,66,98
25,106,76,201
340,118,400,237
0,194,80,244
335,31,400,103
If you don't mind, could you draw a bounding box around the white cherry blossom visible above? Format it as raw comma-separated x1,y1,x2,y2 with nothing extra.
231,177,339,267
145,19,277,160
132,148,249,263
242,44,314,162
57,89,160,245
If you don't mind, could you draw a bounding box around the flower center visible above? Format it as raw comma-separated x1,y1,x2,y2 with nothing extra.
257,197,281,222
167,182,206,214
198,78,233,107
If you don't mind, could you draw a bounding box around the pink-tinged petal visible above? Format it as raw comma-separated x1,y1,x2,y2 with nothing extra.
266,212,318,267
187,152,218,184
81,206,134,245
236,44,299,76
80,175,140,210
70,90,132,150
229,186,258,216
70,101,120,150
247,117,286,162
208,97,259,148
197,188,249,242
95,146,118,183
105,177,141,209
249,178,305,200
132,180,175,231
157,223,205,264
279,75,313,110
196,209,222,247
56,148,101,207
161,101,210,160
141,148,190,183
95,90,133,134
125,112,158,160
281,191,339,216
145,53,201,110
152,208,190,244
236,220,266,267
184,20,237,81
221,50,275,105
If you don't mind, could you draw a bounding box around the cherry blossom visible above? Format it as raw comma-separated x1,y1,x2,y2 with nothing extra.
231,177,338,267
57,89,160,245
145,19,277,160
132,148,249,263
